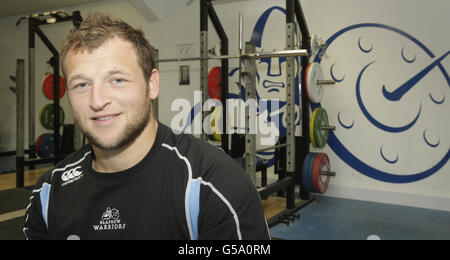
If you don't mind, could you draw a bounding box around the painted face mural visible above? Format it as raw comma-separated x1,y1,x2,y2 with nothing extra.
229,6,302,136
182,6,302,166
227,7,302,164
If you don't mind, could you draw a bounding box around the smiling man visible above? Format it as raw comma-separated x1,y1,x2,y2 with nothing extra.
23,13,270,240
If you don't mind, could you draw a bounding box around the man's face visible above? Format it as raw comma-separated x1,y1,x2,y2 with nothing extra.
65,37,155,150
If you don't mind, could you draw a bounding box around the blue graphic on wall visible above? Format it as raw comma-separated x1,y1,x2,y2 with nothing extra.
228,6,301,135
313,23,449,183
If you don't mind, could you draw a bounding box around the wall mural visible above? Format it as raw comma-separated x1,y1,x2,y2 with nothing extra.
178,6,449,184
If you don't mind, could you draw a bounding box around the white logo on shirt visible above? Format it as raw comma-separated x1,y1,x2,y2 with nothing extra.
61,166,83,186
93,207,127,231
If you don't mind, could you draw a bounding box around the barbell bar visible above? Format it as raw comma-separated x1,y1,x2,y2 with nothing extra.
317,79,335,85
255,143,289,153
320,125,336,131
321,171,336,177
157,49,308,63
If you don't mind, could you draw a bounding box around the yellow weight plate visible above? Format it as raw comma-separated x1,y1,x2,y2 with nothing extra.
310,108,319,147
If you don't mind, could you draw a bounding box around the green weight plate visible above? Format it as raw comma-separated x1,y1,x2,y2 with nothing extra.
40,104,65,130
312,107,329,148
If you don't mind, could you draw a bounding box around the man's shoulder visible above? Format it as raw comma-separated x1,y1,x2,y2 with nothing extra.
162,127,227,159
34,145,92,187
161,127,245,180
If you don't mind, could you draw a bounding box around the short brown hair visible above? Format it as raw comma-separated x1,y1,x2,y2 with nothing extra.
61,12,156,80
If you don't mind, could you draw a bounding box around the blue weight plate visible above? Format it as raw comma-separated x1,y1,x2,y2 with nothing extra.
302,154,311,191
39,134,62,158
303,153,316,193
306,153,317,193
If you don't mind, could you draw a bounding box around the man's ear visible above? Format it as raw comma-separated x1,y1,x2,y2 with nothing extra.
148,68,160,100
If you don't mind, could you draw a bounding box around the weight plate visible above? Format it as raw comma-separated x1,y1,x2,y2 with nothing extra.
40,104,65,130
305,62,324,103
303,153,313,192
307,153,318,193
311,153,322,193
302,153,312,192
210,106,222,142
42,74,67,100
312,153,330,194
313,108,330,148
302,153,316,193
208,66,222,100
38,134,52,158
39,134,62,158
302,153,309,189
35,134,46,158
310,34,319,55
310,108,319,147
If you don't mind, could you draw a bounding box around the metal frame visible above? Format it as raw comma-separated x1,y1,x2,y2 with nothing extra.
15,10,82,188
294,0,313,200
244,0,317,222
15,60,25,187
200,0,229,152
241,42,257,182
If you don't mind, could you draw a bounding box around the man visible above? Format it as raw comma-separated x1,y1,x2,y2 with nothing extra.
24,13,270,240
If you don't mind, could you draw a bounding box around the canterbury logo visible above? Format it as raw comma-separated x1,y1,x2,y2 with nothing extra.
61,166,83,182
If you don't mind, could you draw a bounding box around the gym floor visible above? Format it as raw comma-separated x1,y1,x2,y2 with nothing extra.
1,174,450,240
270,196,450,240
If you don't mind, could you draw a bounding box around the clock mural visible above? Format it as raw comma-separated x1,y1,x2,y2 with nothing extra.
312,23,449,183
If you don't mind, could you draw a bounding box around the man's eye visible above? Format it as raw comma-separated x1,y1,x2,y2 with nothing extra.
112,78,124,84
73,83,88,89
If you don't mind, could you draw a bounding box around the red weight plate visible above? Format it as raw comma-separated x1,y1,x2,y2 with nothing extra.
35,134,46,158
42,74,67,100
311,153,323,193
304,63,312,103
208,66,222,100
312,153,331,194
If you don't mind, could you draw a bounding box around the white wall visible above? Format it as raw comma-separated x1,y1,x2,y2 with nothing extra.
0,0,448,211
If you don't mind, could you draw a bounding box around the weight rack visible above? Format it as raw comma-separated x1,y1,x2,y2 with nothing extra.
15,10,82,188
199,0,316,227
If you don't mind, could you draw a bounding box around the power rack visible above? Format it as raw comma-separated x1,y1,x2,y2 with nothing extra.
15,10,82,188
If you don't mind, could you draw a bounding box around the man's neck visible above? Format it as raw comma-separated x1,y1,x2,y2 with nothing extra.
91,119,159,173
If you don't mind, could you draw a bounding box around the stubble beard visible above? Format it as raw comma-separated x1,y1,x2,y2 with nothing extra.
74,102,152,151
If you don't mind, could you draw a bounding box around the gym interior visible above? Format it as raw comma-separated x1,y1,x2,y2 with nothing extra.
0,0,449,240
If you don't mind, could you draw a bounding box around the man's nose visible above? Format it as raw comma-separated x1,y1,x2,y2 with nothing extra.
89,84,111,111
266,57,285,77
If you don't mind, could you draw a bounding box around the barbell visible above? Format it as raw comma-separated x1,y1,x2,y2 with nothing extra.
157,49,308,63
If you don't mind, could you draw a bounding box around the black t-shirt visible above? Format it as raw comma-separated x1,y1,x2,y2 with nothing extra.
24,123,270,240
